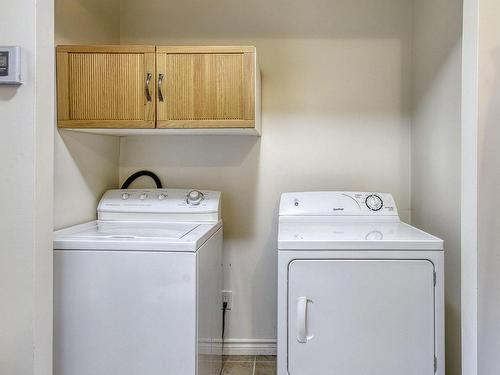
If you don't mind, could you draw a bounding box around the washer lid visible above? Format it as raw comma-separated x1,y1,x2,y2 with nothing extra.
53,220,222,252
68,222,198,239
278,220,443,251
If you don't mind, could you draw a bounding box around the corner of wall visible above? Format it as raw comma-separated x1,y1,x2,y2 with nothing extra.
54,0,122,229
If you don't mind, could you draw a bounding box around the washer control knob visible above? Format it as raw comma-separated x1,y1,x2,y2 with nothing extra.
365,194,383,211
121,193,130,200
187,190,204,205
139,193,148,200
158,193,167,200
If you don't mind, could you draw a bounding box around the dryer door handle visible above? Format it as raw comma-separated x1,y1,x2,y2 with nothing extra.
297,296,313,343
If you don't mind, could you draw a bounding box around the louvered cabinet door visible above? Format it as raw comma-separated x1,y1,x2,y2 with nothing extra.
156,46,256,129
57,46,156,129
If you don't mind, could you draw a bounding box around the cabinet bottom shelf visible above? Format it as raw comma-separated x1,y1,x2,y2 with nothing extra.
59,127,261,136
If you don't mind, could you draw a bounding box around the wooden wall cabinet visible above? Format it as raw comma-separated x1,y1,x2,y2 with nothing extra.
156,46,257,130
57,46,156,129
56,45,261,135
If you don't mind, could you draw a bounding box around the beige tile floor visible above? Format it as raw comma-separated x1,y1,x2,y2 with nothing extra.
222,355,276,375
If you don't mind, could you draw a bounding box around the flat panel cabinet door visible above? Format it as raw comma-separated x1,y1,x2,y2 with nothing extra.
156,46,256,129
57,46,156,129
288,260,435,375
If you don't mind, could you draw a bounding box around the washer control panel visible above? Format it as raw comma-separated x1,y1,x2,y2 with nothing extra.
98,189,221,221
280,191,398,217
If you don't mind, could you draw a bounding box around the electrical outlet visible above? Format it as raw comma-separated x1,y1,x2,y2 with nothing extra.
221,290,232,310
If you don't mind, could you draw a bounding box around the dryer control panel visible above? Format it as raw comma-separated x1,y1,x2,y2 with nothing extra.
97,189,221,222
279,191,398,217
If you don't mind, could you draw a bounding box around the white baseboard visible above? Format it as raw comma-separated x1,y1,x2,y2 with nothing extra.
222,339,277,355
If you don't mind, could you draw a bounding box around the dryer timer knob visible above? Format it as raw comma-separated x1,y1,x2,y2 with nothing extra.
187,190,204,205
365,194,383,211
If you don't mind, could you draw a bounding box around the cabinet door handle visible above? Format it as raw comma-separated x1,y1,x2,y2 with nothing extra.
145,73,152,102
297,296,312,343
158,73,165,102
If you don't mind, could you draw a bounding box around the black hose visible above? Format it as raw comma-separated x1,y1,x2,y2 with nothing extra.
220,301,228,375
121,170,163,189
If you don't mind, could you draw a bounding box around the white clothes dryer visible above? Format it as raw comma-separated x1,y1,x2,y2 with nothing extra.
277,191,444,375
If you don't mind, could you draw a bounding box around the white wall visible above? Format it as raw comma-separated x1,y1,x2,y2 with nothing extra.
54,132,120,229
0,0,54,374
54,0,121,229
477,0,500,373
461,0,479,373
119,0,413,346
55,0,120,45
411,1,463,374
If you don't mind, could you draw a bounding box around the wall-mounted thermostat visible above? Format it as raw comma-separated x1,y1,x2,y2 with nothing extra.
0,46,22,85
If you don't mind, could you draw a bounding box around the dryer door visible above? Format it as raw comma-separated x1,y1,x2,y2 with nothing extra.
288,259,435,375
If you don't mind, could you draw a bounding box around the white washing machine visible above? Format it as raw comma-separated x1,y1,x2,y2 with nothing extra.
277,191,444,375
54,189,223,375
